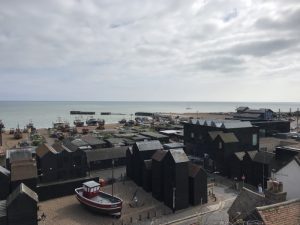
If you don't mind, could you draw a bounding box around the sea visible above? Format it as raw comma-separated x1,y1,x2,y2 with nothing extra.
0,101,299,129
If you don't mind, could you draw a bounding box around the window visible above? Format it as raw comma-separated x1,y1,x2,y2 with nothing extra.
191,132,194,139
219,142,222,149
252,134,258,146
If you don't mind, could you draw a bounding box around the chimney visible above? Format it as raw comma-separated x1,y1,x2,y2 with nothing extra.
264,179,286,204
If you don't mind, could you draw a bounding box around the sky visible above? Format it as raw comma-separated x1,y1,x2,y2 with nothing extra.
0,0,300,102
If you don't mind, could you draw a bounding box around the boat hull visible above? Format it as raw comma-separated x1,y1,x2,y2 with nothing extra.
75,188,122,216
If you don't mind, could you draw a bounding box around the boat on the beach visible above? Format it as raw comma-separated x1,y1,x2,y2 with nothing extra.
86,117,98,126
73,118,84,127
75,181,123,217
53,118,70,132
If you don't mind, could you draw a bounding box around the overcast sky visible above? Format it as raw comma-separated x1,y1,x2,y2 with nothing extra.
0,0,300,101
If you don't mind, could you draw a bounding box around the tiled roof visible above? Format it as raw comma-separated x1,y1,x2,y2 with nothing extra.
168,149,189,163
256,198,300,225
135,140,163,152
7,183,38,206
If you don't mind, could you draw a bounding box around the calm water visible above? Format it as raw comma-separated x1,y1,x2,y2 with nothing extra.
0,101,299,129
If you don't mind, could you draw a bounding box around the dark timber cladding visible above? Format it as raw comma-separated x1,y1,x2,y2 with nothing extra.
0,166,10,200
132,140,163,186
188,163,207,205
85,146,127,170
126,147,133,179
163,149,189,211
7,183,38,225
142,159,152,192
151,150,168,201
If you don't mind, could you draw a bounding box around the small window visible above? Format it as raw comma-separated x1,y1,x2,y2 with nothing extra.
219,142,222,149
191,132,194,139
252,134,258,146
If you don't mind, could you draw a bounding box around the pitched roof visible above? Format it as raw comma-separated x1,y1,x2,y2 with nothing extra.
163,142,185,149
85,147,127,162
0,165,10,177
36,143,58,158
81,135,106,146
256,198,300,225
6,149,32,163
62,138,91,151
217,133,239,143
221,121,253,129
253,151,275,164
7,183,38,206
228,188,266,221
208,131,223,140
10,161,37,181
271,153,300,173
168,149,189,163
247,150,258,160
52,142,64,153
188,162,203,178
140,131,168,139
234,152,246,161
152,150,168,162
135,140,163,152
105,138,125,145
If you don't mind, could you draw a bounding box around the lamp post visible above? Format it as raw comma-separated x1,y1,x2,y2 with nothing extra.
0,120,4,146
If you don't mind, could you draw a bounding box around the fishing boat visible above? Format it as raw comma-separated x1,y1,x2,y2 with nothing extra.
86,117,98,126
75,181,123,217
73,118,84,127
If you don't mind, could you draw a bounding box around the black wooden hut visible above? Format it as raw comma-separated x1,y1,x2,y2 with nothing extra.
126,147,133,179
140,132,169,144
142,159,152,192
0,166,10,200
0,200,6,225
188,163,207,205
151,150,168,201
132,141,163,186
5,149,33,170
85,147,127,170
163,149,189,211
36,143,60,183
6,183,38,225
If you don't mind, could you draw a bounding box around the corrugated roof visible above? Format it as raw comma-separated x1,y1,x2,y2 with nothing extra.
85,146,127,162
81,135,106,146
135,140,163,152
234,152,246,161
169,149,189,163
152,150,168,162
0,166,10,177
7,183,38,206
10,161,37,181
217,133,239,143
221,121,253,129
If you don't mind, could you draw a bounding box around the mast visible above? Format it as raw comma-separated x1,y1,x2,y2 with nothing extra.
0,120,4,146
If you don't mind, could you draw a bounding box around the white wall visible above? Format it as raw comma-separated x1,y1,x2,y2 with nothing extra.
273,160,300,200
